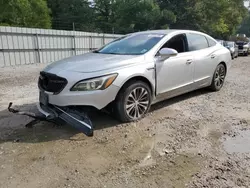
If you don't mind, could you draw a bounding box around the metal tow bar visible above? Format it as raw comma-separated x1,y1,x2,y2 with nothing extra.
8,102,94,137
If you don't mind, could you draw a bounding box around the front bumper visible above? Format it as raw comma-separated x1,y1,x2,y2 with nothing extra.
46,84,120,110
37,102,94,136
238,49,248,54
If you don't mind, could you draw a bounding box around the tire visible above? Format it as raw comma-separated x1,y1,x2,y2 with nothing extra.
209,63,226,91
114,81,152,123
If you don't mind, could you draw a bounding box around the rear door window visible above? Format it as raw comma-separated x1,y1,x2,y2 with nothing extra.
186,33,209,51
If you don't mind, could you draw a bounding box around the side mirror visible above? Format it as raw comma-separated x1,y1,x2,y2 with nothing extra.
157,48,178,61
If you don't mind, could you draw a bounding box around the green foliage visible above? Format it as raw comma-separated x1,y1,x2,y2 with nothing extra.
0,0,248,38
238,12,250,36
199,0,248,39
0,0,51,28
92,0,170,33
47,0,95,31
157,0,248,39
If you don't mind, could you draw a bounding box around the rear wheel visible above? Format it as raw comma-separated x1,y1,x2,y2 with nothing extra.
209,64,226,91
114,81,152,123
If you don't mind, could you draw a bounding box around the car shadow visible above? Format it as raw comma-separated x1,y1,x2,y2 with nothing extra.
0,88,210,144
150,88,210,112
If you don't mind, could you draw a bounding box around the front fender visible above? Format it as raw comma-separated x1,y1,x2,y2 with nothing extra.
112,62,156,94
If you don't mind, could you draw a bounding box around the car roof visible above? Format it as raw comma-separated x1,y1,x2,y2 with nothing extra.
132,29,179,35
129,29,215,39
131,29,208,35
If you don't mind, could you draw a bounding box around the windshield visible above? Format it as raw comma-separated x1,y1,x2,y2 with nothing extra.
95,33,165,55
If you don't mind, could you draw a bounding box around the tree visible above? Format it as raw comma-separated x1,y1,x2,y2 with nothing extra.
157,0,248,39
0,0,248,39
238,0,250,36
199,0,248,39
47,0,95,31
112,0,162,33
93,0,175,34
0,0,51,28
92,0,116,33
157,0,203,30
238,13,250,36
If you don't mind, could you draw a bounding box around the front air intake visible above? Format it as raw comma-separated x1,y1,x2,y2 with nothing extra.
38,72,68,94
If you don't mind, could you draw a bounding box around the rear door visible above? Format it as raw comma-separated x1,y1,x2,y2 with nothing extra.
186,33,218,88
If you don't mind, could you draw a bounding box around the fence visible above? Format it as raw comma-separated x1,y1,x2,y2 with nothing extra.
0,26,123,67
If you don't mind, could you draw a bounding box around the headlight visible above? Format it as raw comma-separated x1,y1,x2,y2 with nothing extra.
243,45,249,49
71,74,118,91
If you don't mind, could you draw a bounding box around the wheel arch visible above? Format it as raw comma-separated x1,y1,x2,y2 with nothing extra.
219,61,227,74
116,76,155,99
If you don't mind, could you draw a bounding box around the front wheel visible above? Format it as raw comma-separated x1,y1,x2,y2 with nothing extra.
114,81,152,123
209,64,226,91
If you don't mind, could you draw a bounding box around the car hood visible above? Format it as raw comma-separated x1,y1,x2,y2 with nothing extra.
43,52,145,73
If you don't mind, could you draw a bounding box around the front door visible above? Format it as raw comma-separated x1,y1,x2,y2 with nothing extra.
156,34,195,98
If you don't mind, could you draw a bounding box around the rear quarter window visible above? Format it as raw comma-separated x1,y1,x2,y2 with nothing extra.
206,37,217,47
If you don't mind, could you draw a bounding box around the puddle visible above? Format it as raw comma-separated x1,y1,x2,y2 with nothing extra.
223,130,250,154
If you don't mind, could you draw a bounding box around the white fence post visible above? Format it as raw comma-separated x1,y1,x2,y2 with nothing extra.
35,33,41,63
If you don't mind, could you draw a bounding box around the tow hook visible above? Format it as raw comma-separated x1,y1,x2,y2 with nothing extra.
8,102,94,137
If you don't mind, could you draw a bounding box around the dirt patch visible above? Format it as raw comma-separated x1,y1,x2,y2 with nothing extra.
0,57,250,188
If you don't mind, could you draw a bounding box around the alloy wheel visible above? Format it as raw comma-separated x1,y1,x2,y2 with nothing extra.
125,87,150,119
214,65,226,88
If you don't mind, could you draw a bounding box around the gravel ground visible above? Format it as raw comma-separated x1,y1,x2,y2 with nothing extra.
0,57,249,188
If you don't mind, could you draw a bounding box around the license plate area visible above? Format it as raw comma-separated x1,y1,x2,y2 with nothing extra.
39,91,48,105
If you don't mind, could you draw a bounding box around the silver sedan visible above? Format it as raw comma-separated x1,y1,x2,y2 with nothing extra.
38,30,232,123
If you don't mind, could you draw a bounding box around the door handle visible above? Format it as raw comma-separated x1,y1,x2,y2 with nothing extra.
186,59,193,65
211,54,216,59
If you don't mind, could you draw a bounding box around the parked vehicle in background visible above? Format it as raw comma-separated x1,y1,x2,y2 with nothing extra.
38,30,232,124
216,39,225,46
236,34,247,38
225,41,238,59
248,40,250,54
236,41,249,56
230,34,250,56
216,39,234,58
